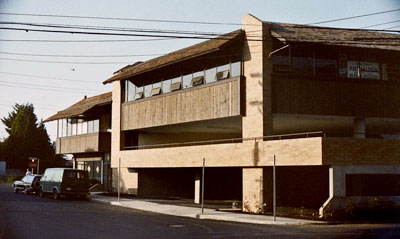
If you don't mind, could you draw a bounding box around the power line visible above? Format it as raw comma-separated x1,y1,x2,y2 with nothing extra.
309,8,400,25
0,51,162,58
0,80,103,93
360,20,400,29
0,21,226,37
0,12,243,26
0,57,132,64
0,38,172,43
0,83,104,95
0,72,99,84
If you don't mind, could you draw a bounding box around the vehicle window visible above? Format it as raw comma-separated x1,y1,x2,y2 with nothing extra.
64,170,87,180
25,176,34,183
21,176,28,182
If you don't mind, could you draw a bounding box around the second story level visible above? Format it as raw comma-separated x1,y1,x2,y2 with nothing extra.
44,92,112,154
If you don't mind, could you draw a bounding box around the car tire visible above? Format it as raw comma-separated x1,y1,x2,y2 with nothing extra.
39,188,44,197
53,189,59,200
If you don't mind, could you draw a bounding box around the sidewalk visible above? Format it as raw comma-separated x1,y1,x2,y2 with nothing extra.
90,194,325,225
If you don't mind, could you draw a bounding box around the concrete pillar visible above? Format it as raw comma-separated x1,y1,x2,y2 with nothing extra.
329,166,345,197
242,167,263,213
111,80,122,168
353,117,366,138
194,172,201,204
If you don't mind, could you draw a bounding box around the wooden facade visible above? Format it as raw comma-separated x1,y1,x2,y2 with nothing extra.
56,132,111,154
272,73,400,118
121,77,241,131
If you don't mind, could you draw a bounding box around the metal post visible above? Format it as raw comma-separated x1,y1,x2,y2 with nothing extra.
37,159,39,175
273,154,276,222
118,157,121,202
201,158,205,214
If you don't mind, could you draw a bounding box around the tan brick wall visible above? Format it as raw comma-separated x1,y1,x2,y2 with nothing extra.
243,168,263,212
115,137,323,168
322,137,400,165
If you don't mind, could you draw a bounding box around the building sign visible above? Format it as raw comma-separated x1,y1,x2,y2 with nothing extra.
348,61,380,80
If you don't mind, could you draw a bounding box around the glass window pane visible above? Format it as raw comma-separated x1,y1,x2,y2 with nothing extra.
88,120,94,134
182,74,192,89
128,80,136,102
62,119,67,137
93,119,99,133
135,86,144,99
66,119,72,136
171,77,181,84
193,71,204,78
82,121,88,134
205,67,217,83
144,84,152,97
71,122,77,136
58,119,63,137
77,122,83,135
162,80,171,93
231,61,241,77
216,64,229,73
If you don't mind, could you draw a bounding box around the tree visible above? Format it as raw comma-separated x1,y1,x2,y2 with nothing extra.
1,103,64,172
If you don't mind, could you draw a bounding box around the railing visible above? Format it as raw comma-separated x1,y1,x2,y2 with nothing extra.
124,131,325,150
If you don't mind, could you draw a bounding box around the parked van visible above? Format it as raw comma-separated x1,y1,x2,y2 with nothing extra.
39,168,89,200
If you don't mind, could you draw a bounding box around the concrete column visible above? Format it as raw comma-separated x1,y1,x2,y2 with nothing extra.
353,117,366,138
111,80,122,169
194,172,201,204
329,166,345,197
242,167,263,213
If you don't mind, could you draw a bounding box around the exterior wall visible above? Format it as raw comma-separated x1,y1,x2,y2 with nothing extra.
115,138,323,168
56,132,111,154
243,168,263,212
323,137,400,165
56,133,99,154
112,167,138,195
120,78,240,131
242,15,269,138
111,81,122,162
272,74,400,118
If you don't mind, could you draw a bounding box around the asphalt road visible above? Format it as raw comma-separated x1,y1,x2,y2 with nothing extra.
1,184,400,239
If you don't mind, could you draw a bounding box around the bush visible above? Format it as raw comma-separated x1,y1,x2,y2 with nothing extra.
0,174,18,184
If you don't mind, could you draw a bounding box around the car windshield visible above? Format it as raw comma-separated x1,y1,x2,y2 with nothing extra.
64,170,87,180
22,176,34,183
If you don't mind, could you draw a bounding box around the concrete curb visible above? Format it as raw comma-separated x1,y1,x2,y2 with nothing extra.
91,197,324,226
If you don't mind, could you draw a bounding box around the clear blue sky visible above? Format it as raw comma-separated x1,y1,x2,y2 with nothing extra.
0,0,399,142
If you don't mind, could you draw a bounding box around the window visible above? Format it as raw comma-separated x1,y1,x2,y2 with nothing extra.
88,120,94,134
216,70,230,81
191,76,204,86
135,87,144,99
58,119,63,137
205,67,217,83
182,74,192,88
144,84,152,97
162,80,171,93
93,119,99,133
170,82,181,91
82,121,88,134
151,87,162,96
231,62,241,77
127,80,136,101
62,119,67,137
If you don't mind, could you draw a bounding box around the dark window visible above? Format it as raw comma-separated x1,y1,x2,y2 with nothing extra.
346,174,400,196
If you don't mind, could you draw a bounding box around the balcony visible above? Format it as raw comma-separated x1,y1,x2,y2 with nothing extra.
56,132,111,154
121,77,242,131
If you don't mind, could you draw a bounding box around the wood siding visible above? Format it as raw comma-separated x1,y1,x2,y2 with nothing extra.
272,74,400,118
56,132,111,154
121,77,240,130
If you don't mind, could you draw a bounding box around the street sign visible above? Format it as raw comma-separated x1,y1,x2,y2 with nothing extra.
29,162,37,168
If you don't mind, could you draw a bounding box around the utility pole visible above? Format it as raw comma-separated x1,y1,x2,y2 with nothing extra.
201,158,205,214
118,157,121,202
273,154,276,222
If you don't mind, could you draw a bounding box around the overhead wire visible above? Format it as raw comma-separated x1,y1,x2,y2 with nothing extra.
0,72,100,84
0,80,103,92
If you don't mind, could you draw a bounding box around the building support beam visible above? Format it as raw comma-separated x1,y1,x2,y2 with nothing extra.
242,167,263,213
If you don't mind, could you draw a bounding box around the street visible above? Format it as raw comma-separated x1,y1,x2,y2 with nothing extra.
1,184,400,239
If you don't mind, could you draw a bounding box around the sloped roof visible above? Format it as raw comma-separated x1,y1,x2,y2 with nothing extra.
103,29,244,84
267,21,400,51
43,92,112,122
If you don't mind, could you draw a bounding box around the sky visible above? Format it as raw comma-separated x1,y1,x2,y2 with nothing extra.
0,0,399,142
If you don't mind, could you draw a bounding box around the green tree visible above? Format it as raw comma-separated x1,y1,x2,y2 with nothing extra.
1,103,64,172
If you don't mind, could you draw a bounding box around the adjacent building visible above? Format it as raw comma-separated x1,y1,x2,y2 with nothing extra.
47,14,400,216
44,92,113,191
